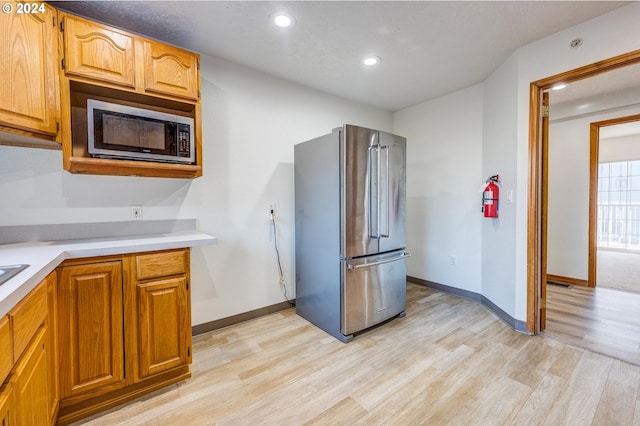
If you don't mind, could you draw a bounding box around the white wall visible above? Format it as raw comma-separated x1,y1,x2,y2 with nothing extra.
482,54,519,316
394,84,483,294
600,134,640,162
189,56,392,324
0,54,392,326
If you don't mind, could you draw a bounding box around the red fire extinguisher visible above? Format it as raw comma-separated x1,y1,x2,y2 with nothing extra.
482,175,500,218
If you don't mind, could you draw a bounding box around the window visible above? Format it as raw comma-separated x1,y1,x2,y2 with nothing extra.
597,160,640,251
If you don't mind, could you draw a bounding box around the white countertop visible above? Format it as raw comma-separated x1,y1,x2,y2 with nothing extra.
0,230,217,317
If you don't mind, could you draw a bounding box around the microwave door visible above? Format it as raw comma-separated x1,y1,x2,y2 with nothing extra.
137,118,170,153
101,114,168,154
102,114,142,152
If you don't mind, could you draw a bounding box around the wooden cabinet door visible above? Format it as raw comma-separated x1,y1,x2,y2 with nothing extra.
63,14,135,88
9,280,47,364
57,261,125,401
0,316,11,386
0,4,58,135
136,276,191,379
44,272,58,423
0,382,15,426
11,326,50,426
144,41,199,100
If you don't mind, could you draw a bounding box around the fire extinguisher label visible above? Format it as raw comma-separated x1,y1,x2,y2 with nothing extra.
484,190,493,204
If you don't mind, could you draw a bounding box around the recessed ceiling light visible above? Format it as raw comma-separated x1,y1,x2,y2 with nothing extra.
271,12,295,28
363,56,381,66
552,83,568,91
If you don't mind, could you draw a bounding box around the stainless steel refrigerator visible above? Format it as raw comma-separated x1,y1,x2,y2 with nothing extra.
294,124,409,342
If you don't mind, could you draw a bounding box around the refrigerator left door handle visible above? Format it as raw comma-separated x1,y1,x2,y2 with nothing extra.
346,252,411,270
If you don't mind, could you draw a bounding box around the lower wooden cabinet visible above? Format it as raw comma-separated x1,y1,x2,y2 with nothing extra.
11,326,50,425
135,276,191,379
45,272,59,423
4,277,55,426
0,382,14,426
57,261,125,402
56,248,192,425
128,249,191,382
0,248,192,425
0,317,11,386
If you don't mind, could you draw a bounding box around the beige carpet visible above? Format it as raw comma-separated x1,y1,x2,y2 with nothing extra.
597,249,640,293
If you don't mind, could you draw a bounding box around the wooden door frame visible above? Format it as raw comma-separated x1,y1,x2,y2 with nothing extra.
590,114,640,286
527,49,640,334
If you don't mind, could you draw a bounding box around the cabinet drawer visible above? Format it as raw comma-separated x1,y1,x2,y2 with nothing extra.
9,282,47,362
0,316,11,384
135,250,187,280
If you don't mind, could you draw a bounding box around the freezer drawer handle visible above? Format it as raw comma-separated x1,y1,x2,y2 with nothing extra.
346,252,411,270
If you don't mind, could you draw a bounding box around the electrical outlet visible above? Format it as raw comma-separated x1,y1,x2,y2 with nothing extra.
449,255,457,266
131,205,143,220
267,202,275,214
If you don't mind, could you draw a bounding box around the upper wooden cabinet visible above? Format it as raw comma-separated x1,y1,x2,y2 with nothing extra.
61,13,199,102
62,15,136,88
58,12,202,178
144,41,199,101
0,3,60,142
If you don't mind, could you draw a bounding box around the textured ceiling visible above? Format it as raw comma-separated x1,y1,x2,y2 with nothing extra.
52,1,629,111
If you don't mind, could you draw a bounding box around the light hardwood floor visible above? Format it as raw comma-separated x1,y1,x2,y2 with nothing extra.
74,282,640,425
545,283,640,366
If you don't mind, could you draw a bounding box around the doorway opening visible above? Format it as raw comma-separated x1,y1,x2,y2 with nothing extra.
527,49,640,336
593,117,640,294
532,66,640,365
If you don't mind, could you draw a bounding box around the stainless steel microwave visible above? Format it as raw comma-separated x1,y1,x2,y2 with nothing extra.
87,99,195,164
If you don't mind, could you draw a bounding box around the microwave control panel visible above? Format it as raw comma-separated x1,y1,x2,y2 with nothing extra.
177,123,191,158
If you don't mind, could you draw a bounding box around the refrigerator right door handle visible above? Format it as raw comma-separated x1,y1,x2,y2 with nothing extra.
346,252,411,270
368,144,380,239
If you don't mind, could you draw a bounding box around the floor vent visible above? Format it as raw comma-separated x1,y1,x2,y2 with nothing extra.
547,280,572,288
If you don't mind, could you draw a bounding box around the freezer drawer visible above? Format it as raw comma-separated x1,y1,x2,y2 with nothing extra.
341,250,409,336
